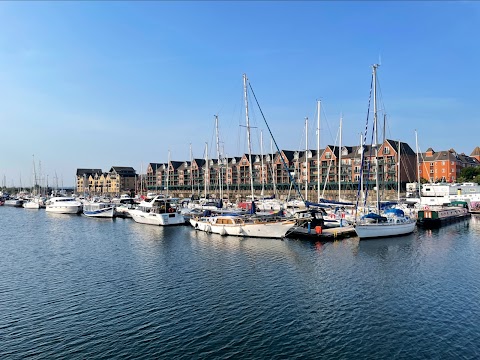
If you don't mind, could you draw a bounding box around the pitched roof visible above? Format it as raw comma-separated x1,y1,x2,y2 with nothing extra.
385,139,416,156
109,166,137,177
470,146,480,157
76,168,102,177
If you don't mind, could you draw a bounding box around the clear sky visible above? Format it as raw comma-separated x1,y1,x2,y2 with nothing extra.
1,1,479,188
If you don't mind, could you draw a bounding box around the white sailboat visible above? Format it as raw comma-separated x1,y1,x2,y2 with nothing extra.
23,155,40,209
354,64,416,239
190,74,296,238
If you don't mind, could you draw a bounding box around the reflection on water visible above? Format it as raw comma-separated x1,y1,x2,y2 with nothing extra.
1,207,480,359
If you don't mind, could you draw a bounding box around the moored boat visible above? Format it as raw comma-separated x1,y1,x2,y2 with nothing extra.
45,197,83,214
190,213,296,239
129,195,185,226
417,201,471,228
83,202,116,218
4,198,24,207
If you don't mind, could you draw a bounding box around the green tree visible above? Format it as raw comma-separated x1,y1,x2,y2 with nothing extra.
458,166,480,183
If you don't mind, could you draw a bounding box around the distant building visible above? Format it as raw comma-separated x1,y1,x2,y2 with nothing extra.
75,166,137,195
470,146,480,162
419,148,478,183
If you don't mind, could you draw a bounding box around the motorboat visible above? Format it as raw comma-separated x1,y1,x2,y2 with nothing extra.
45,197,83,214
129,195,185,226
83,202,116,218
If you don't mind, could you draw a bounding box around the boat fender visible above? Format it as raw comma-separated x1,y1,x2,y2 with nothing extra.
330,213,335,219
424,205,429,210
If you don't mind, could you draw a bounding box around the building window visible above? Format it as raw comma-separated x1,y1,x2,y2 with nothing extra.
442,161,445,165
325,152,331,159
384,147,390,154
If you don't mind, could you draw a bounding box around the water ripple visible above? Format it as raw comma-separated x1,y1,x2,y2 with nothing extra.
1,208,480,358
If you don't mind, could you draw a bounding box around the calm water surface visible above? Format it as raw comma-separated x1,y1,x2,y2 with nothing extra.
1,207,480,359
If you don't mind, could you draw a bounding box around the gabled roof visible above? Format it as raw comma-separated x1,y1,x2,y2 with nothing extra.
148,163,163,171
470,146,480,157
76,168,102,177
109,166,136,177
384,139,416,156
193,158,206,167
170,161,184,170
280,150,295,162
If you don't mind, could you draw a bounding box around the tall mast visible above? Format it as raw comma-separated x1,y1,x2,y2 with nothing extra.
243,74,255,201
338,114,342,201
373,64,381,214
415,130,421,198
204,142,208,197
215,115,222,199
305,117,308,201
166,150,170,197
190,143,193,194
271,137,276,198
398,139,401,201
360,133,364,201
317,100,321,203
260,130,265,196
225,152,229,198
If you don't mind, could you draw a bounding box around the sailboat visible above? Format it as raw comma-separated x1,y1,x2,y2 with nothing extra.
190,74,296,238
23,155,40,209
354,64,416,239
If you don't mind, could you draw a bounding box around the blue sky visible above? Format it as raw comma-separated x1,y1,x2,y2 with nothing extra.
1,1,479,187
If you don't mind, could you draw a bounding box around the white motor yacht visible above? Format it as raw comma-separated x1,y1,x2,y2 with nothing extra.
45,197,83,214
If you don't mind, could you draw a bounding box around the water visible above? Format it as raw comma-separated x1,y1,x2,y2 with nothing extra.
1,207,480,359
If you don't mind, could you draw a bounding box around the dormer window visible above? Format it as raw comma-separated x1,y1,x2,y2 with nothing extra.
255,155,260,162
325,152,331,159
294,152,299,160
232,159,237,164
341,147,348,156
384,147,390,155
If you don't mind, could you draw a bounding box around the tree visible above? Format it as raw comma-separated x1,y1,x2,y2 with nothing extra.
458,166,480,183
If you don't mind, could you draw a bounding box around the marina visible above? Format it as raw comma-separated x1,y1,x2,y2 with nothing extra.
1,206,480,358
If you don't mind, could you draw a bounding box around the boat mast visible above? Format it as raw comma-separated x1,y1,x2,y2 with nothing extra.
205,142,208,198
317,100,321,203
338,114,342,201
166,150,170,197
260,130,265,196
373,64,381,214
215,115,222,200
398,139,401,201
243,74,255,201
190,143,193,195
271,138,277,198
360,133,364,202
415,129,421,198
305,117,308,202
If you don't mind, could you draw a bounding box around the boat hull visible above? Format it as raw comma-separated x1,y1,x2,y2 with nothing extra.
4,200,23,207
83,206,116,218
130,210,185,226
190,218,295,239
417,208,471,229
23,201,40,209
355,220,416,239
46,205,82,214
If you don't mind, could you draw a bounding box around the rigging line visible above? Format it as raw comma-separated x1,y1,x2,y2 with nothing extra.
247,81,305,203
363,113,377,210
354,73,374,219
321,124,340,198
